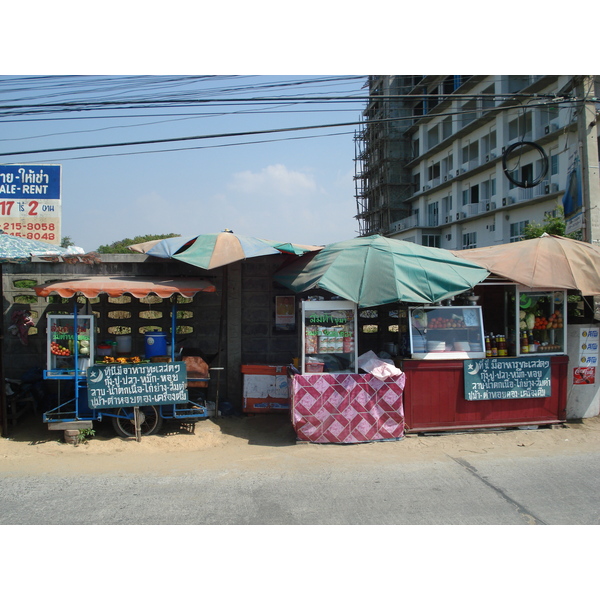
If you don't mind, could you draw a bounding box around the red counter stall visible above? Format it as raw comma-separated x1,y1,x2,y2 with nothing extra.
400,286,568,432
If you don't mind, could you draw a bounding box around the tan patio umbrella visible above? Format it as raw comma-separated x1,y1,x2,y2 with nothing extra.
451,234,600,295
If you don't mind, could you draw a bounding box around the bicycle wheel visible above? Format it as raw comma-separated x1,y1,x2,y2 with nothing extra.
112,406,163,437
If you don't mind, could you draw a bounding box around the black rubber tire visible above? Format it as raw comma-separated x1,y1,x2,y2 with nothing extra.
112,406,163,437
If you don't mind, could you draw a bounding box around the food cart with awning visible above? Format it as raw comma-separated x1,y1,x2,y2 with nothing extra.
32,276,217,438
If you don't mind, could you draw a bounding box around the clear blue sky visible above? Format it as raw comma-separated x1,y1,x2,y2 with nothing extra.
0,75,367,251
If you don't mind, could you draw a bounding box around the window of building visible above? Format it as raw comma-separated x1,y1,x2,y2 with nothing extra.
427,202,439,227
462,140,479,168
481,178,496,200
481,130,497,157
461,99,477,128
462,232,477,249
463,184,479,205
442,153,453,179
481,84,495,111
427,162,440,183
442,195,453,215
412,137,420,158
442,116,453,140
508,112,532,141
422,234,441,248
510,220,529,243
412,172,420,193
550,150,559,176
427,125,439,149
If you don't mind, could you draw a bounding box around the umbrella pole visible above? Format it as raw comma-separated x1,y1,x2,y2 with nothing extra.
0,265,7,438
214,265,227,417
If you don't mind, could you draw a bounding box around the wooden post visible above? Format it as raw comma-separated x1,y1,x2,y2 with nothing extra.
134,406,141,442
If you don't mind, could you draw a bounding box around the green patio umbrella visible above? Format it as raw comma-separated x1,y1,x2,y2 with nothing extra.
274,235,490,307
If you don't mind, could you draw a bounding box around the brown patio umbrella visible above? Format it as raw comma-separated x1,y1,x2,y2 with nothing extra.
452,234,600,295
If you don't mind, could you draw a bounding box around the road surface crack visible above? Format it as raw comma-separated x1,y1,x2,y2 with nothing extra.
448,455,547,525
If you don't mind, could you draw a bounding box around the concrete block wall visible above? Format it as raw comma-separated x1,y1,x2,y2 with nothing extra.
1,253,299,411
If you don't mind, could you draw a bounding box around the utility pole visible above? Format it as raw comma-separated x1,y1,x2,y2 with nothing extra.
577,76,600,245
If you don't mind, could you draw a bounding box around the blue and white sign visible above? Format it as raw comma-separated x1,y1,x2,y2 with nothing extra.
0,165,61,199
0,164,61,243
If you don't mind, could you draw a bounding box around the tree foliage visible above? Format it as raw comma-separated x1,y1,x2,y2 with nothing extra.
96,233,181,254
522,207,579,240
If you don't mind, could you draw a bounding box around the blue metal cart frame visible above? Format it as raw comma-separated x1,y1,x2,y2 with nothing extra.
42,292,213,434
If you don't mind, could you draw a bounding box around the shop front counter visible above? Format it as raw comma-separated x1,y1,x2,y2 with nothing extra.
290,373,406,444
401,355,568,432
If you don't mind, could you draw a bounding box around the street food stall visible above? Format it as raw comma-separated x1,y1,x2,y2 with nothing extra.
400,285,569,432
275,233,600,438
33,276,217,438
274,235,491,442
291,299,406,443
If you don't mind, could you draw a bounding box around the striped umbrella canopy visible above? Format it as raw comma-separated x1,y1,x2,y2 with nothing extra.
131,229,322,269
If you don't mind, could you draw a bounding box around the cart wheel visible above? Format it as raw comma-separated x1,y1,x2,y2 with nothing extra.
112,406,163,437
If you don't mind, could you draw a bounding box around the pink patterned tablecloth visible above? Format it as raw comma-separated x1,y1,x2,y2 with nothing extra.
291,373,406,444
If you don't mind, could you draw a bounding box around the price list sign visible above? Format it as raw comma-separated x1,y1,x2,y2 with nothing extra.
0,164,61,244
464,357,552,400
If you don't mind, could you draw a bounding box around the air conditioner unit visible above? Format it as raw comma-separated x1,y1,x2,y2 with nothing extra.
551,123,559,132
445,234,452,241
490,152,496,159
445,215,453,223
443,175,448,182
460,212,467,219
448,173,454,179
423,185,431,191
486,202,491,211
551,183,559,192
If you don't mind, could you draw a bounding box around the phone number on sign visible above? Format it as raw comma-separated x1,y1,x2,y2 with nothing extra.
2,222,55,231
2,229,57,241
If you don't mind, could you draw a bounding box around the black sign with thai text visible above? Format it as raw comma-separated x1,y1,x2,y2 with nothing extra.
464,357,551,400
87,361,188,409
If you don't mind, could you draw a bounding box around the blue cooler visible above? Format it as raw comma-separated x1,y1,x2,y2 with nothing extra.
145,332,167,358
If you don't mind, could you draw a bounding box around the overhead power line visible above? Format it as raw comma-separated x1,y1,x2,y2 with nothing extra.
0,97,581,159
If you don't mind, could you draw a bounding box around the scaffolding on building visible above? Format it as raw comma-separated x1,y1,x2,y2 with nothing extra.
353,76,419,237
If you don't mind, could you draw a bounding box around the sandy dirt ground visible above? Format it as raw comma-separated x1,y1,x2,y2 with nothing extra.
2,412,600,476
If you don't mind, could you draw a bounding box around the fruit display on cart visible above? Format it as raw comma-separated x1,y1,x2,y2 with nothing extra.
50,341,70,356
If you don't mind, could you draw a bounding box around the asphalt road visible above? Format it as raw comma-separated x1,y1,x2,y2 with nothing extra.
2,450,599,525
